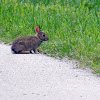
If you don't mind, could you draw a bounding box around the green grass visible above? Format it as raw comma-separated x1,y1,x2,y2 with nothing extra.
0,0,100,73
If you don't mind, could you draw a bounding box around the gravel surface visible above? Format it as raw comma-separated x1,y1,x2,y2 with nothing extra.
0,44,100,100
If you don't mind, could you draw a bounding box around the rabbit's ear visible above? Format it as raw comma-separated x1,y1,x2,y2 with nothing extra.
35,26,40,33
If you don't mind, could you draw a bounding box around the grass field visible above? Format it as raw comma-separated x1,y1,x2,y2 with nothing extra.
0,0,100,73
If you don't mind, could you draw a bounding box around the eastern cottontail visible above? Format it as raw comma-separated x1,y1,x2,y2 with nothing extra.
11,26,49,54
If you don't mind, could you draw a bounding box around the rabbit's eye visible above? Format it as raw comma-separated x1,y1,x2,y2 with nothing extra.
43,34,45,37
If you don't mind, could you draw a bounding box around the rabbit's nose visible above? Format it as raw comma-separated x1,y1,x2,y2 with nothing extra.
47,37,49,40
45,37,49,41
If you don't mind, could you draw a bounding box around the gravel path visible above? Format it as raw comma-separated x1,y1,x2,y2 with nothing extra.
0,44,100,100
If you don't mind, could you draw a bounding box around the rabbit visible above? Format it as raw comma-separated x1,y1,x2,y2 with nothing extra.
11,26,49,54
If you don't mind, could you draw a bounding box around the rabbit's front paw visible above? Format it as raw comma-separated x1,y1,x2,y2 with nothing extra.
30,50,34,54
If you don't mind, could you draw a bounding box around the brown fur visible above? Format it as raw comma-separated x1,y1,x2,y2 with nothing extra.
11,26,49,54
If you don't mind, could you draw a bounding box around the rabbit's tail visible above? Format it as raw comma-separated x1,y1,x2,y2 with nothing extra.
11,47,18,54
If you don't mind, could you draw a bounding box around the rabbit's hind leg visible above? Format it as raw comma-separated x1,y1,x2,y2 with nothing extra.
18,51,30,54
